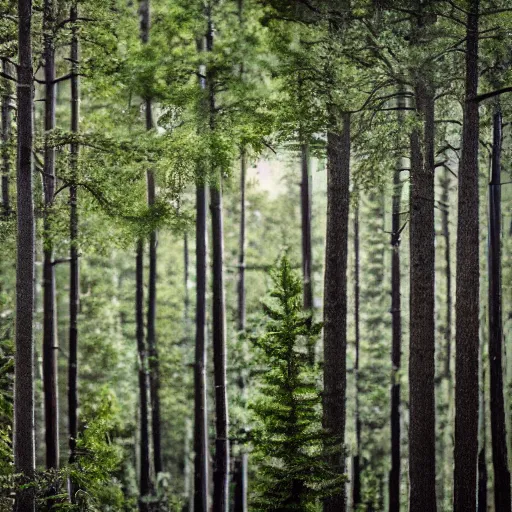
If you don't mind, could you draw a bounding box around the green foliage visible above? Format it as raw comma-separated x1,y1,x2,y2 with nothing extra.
250,256,344,511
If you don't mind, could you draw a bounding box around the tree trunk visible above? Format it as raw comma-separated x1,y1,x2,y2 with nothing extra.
42,0,59,471
238,148,246,334
136,240,151,510
300,143,315,364
233,453,248,512
322,113,350,512
488,109,511,511
409,80,436,511
389,95,404,512
194,36,209,512
68,1,80,497
352,201,361,510
1,58,11,216
454,2,480,510
204,10,229,511
14,0,36,509
139,0,163,477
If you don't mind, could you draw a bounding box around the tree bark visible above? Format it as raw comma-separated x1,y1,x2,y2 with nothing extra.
300,143,315,364
454,2,480,510
409,80,436,511
352,201,361,510
488,109,511,512
68,1,80,497
1,58,11,216
42,0,59,471
139,0,163,476
389,96,404,512
194,36,209,512
14,0,36,509
237,148,246,333
204,9,229,511
322,113,350,512
136,239,152,510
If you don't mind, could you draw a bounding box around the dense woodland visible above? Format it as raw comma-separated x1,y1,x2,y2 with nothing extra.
1,0,512,511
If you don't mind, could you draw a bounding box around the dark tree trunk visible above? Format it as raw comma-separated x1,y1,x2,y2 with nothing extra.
139,0,163,476
454,2,480,510
352,201,361,510
488,109,511,512
42,0,59,471
136,240,152,510
204,10,229,511
14,0,36,509
409,80,436,511
300,143,315,364
233,453,248,512
237,148,246,334
322,113,350,512
194,36,209,512
1,58,11,216
389,97,404,512
210,183,229,512
68,1,80,497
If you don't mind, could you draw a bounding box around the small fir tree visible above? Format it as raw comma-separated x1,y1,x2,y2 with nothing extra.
250,256,344,511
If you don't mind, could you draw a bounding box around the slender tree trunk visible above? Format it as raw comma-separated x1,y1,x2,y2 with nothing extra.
454,2,480,510
136,239,151,511
409,80,436,511
194,37,209,512
352,201,361,510
68,1,80,498
323,113,350,512
237,148,246,334
204,9,229,511
233,453,248,512
139,0,163,476
488,109,511,511
1,58,11,216
42,0,59,471
389,97,404,512
14,0,36,509
300,143,315,364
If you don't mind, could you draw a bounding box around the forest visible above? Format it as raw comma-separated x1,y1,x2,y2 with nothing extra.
1,0,512,510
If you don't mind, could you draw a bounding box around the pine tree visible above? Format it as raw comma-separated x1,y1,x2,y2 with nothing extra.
251,256,343,511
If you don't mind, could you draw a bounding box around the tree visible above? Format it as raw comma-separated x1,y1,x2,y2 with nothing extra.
42,0,60,472
323,113,350,512
251,256,342,511
139,0,164,478
488,108,510,511
454,1,480,509
14,0,36,509
68,0,80,497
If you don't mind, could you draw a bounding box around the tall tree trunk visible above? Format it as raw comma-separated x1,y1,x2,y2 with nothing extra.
204,9,229,511
14,0,36,509
300,143,315,364
139,0,163,476
352,201,361,510
68,0,80,496
1,58,11,216
237,148,246,334
409,80,436,511
136,239,151,511
194,37,209,512
389,95,404,512
488,109,511,511
42,0,59,471
323,112,350,512
454,2,480,509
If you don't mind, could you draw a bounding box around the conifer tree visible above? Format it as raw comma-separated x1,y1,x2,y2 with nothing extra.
251,256,343,511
